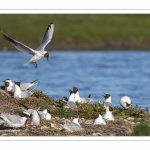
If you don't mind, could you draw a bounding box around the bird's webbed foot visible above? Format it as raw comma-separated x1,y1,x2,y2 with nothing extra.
33,62,38,68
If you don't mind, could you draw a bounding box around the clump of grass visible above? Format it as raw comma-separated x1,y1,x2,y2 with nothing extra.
129,122,150,136
76,103,105,119
113,105,147,119
53,108,75,118
31,90,50,99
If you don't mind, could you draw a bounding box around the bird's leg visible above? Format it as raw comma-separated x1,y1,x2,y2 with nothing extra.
33,62,38,68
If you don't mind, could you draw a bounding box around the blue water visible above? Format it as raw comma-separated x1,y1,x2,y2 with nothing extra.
0,51,150,108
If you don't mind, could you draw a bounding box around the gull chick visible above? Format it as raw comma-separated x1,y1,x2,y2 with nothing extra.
1,23,54,68
22,108,51,120
0,113,27,128
62,96,77,109
61,118,82,132
30,109,41,126
120,96,132,109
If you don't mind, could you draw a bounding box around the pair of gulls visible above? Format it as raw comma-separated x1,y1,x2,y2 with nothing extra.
61,86,94,109
99,94,132,110
0,108,51,128
1,23,54,68
2,78,39,98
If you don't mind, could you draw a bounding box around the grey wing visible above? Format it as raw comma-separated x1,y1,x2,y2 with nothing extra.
104,102,112,107
36,23,54,50
67,101,77,108
1,31,36,55
1,113,22,123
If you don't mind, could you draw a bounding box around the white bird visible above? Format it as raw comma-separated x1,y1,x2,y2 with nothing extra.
68,89,76,102
22,108,51,120
103,93,112,103
14,79,39,91
120,96,132,109
61,118,82,132
1,23,54,68
62,96,77,109
0,113,27,128
13,84,33,98
102,106,114,121
73,86,94,103
2,78,39,93
93,114,106,125
2,79,15,93
30,109,41,126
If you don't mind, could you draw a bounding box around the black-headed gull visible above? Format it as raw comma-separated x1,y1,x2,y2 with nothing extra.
1,23,54,68
68,89,75,102
93,114,106,125
13,83,33,98
72,86,94,103
0,113,27,128
14,79,39,91
99,93,112,109
2,78,39,93
120,96,132,109
62,96,77,109
102,106,114,121
61,118,82,132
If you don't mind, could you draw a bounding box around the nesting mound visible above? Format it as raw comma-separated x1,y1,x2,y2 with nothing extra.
0,89,150,136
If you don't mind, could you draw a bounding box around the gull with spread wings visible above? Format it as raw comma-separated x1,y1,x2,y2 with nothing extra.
1,23,54,68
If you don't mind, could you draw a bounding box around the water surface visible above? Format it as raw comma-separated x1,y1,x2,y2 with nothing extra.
0,51,150,108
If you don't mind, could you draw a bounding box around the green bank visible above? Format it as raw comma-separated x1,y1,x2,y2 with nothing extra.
1,14,150,51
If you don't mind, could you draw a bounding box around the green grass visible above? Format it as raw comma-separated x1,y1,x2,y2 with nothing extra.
18,91,149,120
1,14,150,50
129,122,150,136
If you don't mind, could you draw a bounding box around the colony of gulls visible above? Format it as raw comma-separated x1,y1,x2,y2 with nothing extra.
0,23,149,134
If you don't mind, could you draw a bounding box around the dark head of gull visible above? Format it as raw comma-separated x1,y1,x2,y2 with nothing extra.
102,93,111,100
44,52,49,61
14,80,22,87
72,86,78,94
4,81,9,88
69,89,74,95
62,97,68,102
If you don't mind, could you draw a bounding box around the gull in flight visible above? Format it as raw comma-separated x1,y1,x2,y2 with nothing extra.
1,23,54,68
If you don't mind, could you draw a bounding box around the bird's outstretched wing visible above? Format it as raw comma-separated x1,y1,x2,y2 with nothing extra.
36,23,54,51
1,31,36,55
